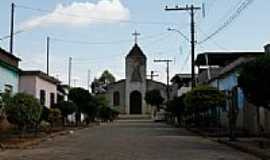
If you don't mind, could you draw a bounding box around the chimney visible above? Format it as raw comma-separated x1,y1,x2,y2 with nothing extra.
264,44,270,54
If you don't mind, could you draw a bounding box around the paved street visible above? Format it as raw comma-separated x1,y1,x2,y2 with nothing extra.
0,120,259,160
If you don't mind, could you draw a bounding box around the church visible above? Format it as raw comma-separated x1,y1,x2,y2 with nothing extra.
105,34,167,115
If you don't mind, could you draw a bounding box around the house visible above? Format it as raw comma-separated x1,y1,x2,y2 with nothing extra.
19,71,60,108
195,51,264,85
0,48,20,94
171,73,193,97
195,45,268,134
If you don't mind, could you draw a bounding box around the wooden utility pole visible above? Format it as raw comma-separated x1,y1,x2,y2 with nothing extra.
68,57,72,88
165,4,201,88
154,59,173,101
46,36,50,75
9,3,15,54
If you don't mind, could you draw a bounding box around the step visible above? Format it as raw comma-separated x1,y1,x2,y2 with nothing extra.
117,114,152,120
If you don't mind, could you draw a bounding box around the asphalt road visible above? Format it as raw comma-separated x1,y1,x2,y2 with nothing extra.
0,120,259,160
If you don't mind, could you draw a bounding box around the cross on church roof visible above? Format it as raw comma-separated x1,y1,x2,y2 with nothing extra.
132,30,140,44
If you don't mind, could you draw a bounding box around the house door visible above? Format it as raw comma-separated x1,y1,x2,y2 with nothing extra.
130,91,142,114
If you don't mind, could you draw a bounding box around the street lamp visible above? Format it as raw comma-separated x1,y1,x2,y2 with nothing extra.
167,27,189,42
167,27,196,88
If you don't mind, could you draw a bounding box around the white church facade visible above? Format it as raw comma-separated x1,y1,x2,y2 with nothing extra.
105,42,167,115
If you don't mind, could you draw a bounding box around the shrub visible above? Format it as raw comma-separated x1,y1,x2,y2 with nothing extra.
184,85,226,127
5,93,43,132
53,101,77,126
48,108,62,128
145,89,164,111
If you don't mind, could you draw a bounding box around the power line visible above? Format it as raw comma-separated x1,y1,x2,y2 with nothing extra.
51,32,169,46
198,0,254,44
0,30,25,41
197,27,229,50
16,4,176,26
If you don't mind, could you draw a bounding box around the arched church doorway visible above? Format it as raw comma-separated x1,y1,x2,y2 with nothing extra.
130,91,142,114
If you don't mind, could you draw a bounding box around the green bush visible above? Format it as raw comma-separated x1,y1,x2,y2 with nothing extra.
5,93,43,132
98,106,115,122
48,108,62,127
145,89,164,110
184,85,226,127
53,101,77,126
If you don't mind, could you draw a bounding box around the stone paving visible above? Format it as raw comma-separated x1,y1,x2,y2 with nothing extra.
0,120,260,160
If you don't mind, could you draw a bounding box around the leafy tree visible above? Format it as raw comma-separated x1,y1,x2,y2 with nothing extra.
69,87,92,125
238,55,270,142
167,96,186,126
145,89,164,111
5,93,43,133
99,70,116,84
238,55,270,108
54,101,77,126
184,85,226,127
91,70,116,94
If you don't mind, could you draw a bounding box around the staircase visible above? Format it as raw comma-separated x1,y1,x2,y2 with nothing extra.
117,114,152,121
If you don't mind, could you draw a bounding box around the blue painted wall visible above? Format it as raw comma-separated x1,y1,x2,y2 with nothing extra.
210,72,245,109
0,64,19,94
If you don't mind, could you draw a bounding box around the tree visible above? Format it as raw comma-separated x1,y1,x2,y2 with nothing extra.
167,95,186,126
238,55,270,108
5,93,43,133
54,101,77,126
91,70,116,94
99,70,116,84
184,85,226,127
145,89,164,113
68,87,92,125
238,55,270,144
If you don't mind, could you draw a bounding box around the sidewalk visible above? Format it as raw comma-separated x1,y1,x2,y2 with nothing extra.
187,127,270,160
217,138,270,160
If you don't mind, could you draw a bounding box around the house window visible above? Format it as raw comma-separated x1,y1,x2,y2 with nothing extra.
113,91,120,106
40,90,46,106
50,93,55,107
4,84,13,95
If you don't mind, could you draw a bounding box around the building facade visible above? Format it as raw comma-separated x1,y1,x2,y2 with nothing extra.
19,71,60,108
0,48,20,94
105,43,167,115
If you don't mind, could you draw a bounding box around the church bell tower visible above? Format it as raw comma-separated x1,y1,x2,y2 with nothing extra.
125,31,147,115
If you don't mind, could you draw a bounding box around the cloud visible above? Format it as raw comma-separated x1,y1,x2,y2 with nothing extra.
20,0,130,30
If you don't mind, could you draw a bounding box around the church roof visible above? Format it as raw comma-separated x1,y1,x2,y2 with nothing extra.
126,43,146,59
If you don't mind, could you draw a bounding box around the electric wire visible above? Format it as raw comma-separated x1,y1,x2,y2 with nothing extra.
198,0,254,45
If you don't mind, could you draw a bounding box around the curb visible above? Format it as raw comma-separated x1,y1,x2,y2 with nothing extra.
0,124,98,151
217,139,270,160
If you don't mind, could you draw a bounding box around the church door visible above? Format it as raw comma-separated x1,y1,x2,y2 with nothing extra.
130,91,142,114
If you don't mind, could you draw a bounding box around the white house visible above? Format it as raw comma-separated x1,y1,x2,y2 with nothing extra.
19,71,60,108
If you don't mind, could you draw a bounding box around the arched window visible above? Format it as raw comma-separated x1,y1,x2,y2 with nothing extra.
113,91,120,106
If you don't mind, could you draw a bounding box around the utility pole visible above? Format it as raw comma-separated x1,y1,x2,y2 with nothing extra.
68,57,72,88
87,69,91,92
46,36,50,75
154,59,173,101
9,3,15,54
165,4,201,88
